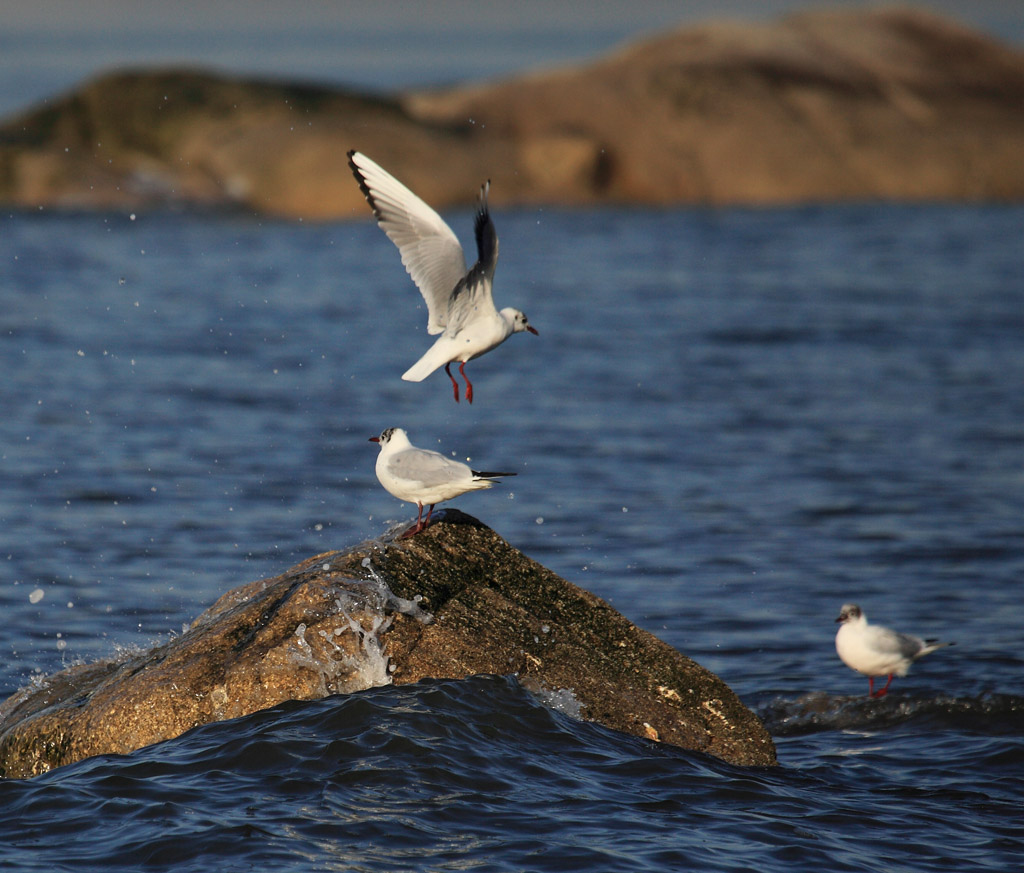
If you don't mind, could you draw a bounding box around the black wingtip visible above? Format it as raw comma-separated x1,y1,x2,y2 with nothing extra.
473,470,517,479
347,151,382,220
346,150,361,179
476,180,491,219
473,180,497,269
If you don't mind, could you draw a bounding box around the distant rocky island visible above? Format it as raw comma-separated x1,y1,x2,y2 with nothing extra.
1,6,1022,217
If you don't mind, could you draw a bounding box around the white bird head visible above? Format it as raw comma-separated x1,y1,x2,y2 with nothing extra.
502,307,538,336
369,427,410,451
836,603,864,625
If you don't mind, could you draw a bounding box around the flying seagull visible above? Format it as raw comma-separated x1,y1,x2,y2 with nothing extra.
348,150,537,403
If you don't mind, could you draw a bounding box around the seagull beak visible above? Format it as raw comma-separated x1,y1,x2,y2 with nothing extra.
527,325,539,335
835,616,843,623
368,436,380,443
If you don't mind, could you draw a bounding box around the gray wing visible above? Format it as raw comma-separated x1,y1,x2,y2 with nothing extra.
388,449,468,488
348,151,466,335
445,273,496,336
869,625,926,659
444,181,499,334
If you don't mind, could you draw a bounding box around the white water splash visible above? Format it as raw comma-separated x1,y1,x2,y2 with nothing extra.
285,560,432,695
360,556,433,624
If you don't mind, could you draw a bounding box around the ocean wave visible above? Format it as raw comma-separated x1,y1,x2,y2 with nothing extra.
759,691,1024,737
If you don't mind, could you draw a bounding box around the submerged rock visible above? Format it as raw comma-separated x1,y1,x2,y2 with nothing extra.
0,511,775,777
0,8,1022,214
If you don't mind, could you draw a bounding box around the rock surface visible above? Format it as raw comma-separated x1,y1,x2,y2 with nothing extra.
0,511,776,778
0,7,1022,215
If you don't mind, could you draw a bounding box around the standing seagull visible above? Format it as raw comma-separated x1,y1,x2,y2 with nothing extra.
835,603,953,697
348,150,537,403
370,427,516,537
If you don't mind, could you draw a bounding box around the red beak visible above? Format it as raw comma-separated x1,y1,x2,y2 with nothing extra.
527,325,539,335
369,436,380,443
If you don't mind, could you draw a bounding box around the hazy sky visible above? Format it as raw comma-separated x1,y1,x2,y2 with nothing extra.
1,1,1021,117
5,0,1023,34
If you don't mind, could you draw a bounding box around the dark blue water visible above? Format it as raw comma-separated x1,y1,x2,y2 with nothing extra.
1,203,1022,870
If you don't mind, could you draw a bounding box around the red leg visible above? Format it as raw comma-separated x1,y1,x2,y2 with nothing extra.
401,503,436,539
459,361,473,404
445,363,460,403
868,674,894,698
875,674,893,698
402,503,426,539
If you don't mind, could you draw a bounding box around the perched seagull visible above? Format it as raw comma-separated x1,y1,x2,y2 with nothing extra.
369,427,516,537
348,150,537,404
835,603,953,697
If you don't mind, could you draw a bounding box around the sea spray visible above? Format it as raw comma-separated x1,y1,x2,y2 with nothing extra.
284,558,431,695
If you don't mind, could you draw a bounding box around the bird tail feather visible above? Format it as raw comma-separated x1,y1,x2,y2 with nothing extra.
921,639,954,656
402,343,450,382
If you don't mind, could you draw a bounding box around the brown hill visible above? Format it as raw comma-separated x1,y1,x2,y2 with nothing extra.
1,7,1022,217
